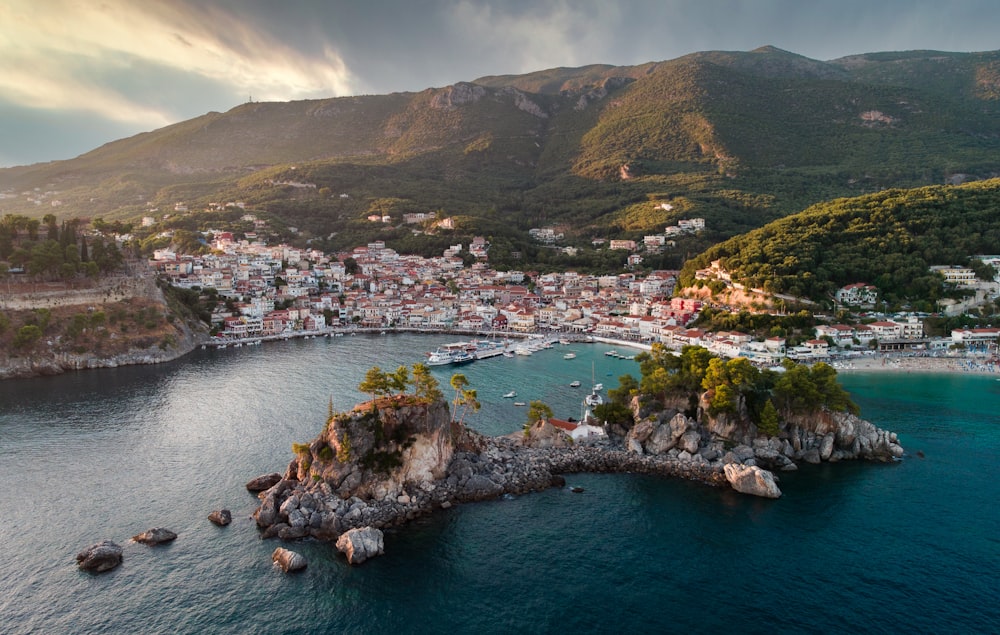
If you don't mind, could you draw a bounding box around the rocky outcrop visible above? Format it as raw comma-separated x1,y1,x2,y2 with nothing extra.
724,464,782,498
336,527,385,564
272,547,306,573
246,473,282,492
208,509,232,526
520,420,573,449
76,540,123,572
250,395,903,552
132,528,177,545
430,82,486,109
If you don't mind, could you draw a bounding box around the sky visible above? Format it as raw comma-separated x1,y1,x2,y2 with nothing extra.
1,0,998,168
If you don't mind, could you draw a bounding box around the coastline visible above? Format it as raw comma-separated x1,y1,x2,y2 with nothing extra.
832,354,1000,375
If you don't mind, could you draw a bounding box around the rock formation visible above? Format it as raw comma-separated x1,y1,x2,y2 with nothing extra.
336,527,385,564
208,509,232,526
132,528,178,545
724,464,782,498
76,540,123,572
246,473,283,492
272,547,307,573
250,393,905,555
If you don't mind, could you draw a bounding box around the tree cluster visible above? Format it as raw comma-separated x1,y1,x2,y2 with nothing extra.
612,344,858,435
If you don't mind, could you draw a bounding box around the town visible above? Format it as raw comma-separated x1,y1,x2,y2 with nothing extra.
148,213,1000,368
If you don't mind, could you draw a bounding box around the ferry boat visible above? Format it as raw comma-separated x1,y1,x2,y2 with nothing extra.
426,348,456,366
450,351,475,365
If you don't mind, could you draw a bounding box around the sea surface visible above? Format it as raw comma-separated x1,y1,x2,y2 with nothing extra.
0,334,997,634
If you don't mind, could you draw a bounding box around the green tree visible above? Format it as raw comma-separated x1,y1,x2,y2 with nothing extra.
758,400,781,437
449,373,470,420
359,366,391,402
13,324,43,348
526,400,553,425
389,365,410,395
411,362,443,402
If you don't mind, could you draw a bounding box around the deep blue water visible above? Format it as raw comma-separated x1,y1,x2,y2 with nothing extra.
0,335,997,634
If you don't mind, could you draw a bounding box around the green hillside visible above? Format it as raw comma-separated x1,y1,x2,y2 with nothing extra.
678,179,1000,305
2,46,1000,267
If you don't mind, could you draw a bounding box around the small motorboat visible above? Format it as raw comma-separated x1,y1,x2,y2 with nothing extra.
513,401,526,406
569,381,581,388
503,391,516,398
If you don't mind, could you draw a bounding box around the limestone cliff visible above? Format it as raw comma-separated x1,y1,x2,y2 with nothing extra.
291,396,456,500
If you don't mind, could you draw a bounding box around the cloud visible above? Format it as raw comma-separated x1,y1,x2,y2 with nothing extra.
446,0,624,75
0,0,356,128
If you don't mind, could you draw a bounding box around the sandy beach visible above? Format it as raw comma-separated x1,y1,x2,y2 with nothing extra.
832,354,1000,375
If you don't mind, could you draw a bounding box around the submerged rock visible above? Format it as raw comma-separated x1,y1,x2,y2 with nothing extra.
724,464,782,499
336,527,385,565
132,528,178,545
208,509,232,526
76,540,123,572
272,547,307,572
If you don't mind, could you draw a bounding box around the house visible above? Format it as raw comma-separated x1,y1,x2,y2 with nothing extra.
547,418,607,441
609,240,637,251
836,283,878,306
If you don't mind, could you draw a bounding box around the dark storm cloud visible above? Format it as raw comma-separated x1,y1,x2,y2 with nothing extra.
1,0,998,167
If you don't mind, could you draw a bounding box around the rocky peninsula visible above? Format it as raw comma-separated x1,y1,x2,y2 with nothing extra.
0,272,207,380
250,393,903,560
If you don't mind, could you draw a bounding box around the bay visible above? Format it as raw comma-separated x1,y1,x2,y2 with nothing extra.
0,335,997,634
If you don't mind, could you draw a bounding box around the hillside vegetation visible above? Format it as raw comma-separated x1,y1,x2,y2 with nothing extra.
2,47,1000,266
678,179,1000,304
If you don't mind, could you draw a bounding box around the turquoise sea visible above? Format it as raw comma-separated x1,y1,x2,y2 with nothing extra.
0,333,997,634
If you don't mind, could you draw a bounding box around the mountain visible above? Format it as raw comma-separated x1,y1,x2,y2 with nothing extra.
2,46,1000,265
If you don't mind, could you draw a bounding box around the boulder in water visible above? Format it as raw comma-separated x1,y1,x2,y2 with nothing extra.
76,540,123,572
246,473,282,492
336,527,384,565
724,463,782,499
132,527,178,545
208,509,232,526
272,547,307,572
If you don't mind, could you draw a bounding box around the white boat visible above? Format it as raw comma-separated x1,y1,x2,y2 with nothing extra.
426,348,455,366
605,350,617,356
502,351,514,358
450,351,475,365
569,381,581,388
503,391,516,398
563,352,576,360
584,361,603,409
515,347,533,356
513,401,526,406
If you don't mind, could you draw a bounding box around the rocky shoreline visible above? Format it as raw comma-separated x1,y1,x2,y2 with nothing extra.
248,397,904,562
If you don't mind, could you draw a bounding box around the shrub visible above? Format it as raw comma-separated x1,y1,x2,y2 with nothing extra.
13,324,43,348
